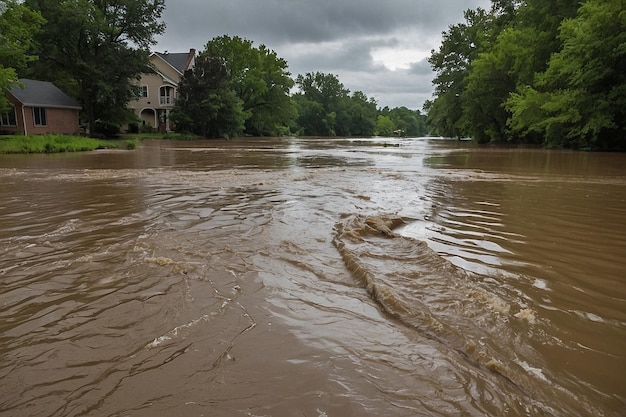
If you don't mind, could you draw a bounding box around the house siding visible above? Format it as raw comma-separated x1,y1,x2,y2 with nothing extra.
3,80,81,135
5,102,80,135
126,50,195,133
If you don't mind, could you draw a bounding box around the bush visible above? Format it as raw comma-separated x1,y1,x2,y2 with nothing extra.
139,124,154,134
126,139,137,150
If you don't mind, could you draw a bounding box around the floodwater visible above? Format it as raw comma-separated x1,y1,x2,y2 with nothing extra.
0,137,624,417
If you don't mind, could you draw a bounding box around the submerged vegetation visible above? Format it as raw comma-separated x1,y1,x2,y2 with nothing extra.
0,134,124,154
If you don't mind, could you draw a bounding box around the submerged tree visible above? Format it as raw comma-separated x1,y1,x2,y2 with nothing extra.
23,0,165,135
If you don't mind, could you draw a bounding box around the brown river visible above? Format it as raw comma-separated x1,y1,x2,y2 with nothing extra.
1,137,624,417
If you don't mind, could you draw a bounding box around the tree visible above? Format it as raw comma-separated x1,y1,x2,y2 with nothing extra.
24,0,165,135
375,115,394,136
387,107,428,137
294,72,352,136
170,56,248,138
506,0,626,149
0,0,44,109
427,7,492,138
461,0,579,143
202,35,294,136
345,91,377,136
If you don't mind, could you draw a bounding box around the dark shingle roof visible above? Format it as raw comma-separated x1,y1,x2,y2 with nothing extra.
155,51,194,73
8,79,81,109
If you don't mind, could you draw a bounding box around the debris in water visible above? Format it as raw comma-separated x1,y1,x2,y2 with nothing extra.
145,256,174,266
515,308,536,324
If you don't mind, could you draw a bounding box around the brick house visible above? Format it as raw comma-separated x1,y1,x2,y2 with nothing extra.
127,49,196,132
1,79,81,135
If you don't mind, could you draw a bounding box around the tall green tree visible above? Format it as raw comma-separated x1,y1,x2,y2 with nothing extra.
462,0,578,143
374,115,394,136
427,7,493,138
346,91,377,136
388,107,428,137
294,72,351,136
170,56,248,138
427,0,585,144
202,35,294,136
506,0,626,149
0,0,44,109
24,0,165,135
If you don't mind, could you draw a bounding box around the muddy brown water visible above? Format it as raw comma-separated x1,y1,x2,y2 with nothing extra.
1,137,624,416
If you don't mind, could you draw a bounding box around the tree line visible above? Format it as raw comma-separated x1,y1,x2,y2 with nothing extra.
0,0,426,139
172,36,427,138
426,0,625,150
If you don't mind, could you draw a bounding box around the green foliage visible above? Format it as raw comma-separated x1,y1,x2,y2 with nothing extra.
293,72,381,137
0,0,44,109
375,115,394,136
23,0,165,136
125,139,137,150
346,91,378,136
170,56,248,138
381,106,428,137
506,0,626,149
427,7,493,138
427,0,624,149
0,134,121,153
201,36,294,136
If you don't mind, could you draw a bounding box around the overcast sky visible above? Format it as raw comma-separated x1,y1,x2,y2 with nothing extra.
155,0,491,111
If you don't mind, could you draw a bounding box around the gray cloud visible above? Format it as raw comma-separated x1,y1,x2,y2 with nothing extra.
155,0,491,109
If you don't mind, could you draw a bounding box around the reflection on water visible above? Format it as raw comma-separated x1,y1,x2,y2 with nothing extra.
1,138,625,416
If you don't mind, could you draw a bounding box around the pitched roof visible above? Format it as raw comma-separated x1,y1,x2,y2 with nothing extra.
154,49,195,73
8,79,81,110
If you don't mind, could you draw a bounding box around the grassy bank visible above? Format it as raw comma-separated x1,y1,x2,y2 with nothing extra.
0,134,132,154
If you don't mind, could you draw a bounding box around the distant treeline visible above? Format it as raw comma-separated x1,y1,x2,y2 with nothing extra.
170,36,427,138
426,0,625,150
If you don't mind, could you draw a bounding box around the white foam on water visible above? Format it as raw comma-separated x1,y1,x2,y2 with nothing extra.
517,360,548,382
145,314,213,349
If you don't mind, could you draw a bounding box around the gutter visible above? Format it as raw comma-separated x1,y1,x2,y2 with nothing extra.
21,104,27,136
20,102,82,110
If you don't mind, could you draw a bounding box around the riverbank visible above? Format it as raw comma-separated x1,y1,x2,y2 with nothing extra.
0,134,132,154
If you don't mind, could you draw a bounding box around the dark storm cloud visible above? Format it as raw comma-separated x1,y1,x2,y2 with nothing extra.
156,0,491,109
161,0,470,44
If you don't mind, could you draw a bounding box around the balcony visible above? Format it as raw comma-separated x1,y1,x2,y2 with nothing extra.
159,96,173,106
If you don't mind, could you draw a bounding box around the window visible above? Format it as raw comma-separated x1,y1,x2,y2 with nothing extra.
140,85,148,98
0,107,16,126
33,107,47,126
159,86,174,105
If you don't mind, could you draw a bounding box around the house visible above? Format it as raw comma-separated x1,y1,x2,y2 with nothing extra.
1,79,81,135
127,49,196,132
